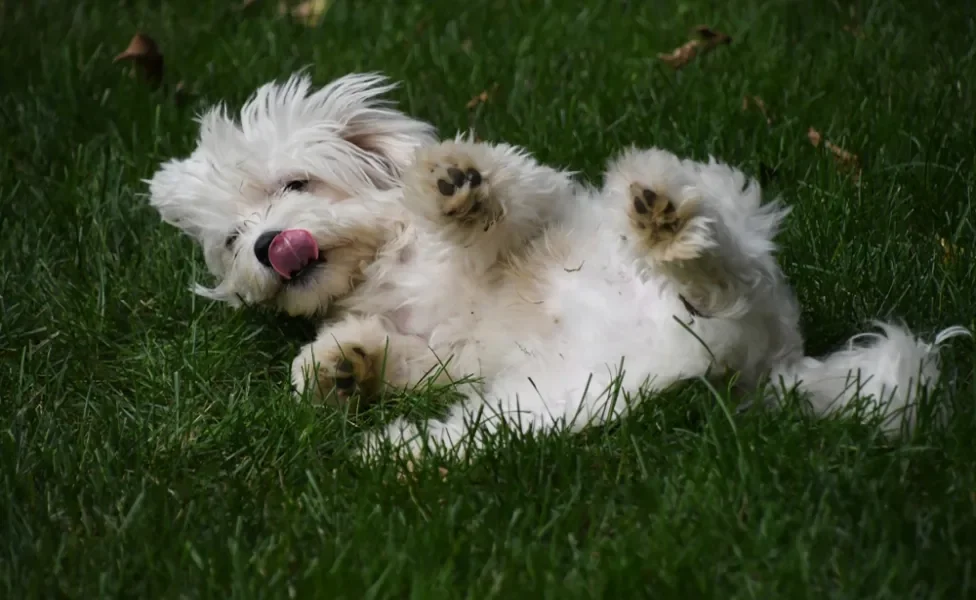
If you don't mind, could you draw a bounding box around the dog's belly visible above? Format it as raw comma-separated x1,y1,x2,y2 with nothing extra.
387,306,421,337
482,235,722,396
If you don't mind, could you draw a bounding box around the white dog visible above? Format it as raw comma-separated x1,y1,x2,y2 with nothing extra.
148,72,968,459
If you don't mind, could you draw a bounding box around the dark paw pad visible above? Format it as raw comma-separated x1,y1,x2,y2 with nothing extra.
447,167,466,187
335,359,358,392
633,188,667,215
437,179,456,196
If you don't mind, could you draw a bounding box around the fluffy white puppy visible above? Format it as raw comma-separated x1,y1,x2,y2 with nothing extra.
148,72,968,459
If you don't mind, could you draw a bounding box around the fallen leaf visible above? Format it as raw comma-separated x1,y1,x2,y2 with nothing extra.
466,83,499,109
658,25,732,70
280,0,330,26
938,236,965,264
467,91,489,109
742,95,772,124
808,127,862,182
114,33,164,87
825,140,859,169
658,39,701,69
807,127,823,147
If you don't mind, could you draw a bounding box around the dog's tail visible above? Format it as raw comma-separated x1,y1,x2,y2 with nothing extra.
764,322,970,436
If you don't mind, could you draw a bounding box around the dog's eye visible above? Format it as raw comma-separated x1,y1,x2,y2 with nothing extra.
225,233,238,250
283,180,308,192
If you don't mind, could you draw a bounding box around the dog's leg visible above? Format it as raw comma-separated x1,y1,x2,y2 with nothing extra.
291,314,437,408
357,369,652,463
402,138,577,271
604,147,793,319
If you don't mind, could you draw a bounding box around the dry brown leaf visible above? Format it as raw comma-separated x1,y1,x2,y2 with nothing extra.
938,236,964,264
114,33,164,87
466,83,499,109
466,91,489,109
280,0,330,26
808,127,862,181
742,95,772,124
658,25,732,70
658,40,701,69
825,140,858,168
807,127,823,147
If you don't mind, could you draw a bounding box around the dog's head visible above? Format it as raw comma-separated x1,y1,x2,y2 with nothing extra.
147,72,435,316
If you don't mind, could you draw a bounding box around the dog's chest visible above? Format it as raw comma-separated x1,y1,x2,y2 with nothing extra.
388,306,421,336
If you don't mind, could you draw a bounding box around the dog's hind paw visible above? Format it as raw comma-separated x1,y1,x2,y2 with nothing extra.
627,182,710,262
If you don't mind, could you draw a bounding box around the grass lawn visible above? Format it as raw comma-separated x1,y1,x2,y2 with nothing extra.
3,0,976,597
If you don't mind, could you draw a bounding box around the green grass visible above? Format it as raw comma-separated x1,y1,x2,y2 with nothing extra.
3,0,976,597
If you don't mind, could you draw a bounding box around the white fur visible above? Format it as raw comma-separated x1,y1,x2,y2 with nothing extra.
147,72,970,462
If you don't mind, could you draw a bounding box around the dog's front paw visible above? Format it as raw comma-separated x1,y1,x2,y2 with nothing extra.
292,341,382,408
406,141,502,232
627,182,709,262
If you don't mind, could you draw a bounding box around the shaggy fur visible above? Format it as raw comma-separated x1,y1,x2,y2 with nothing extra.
148,72,969,460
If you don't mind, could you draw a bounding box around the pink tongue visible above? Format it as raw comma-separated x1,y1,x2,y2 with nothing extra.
268,229,319,279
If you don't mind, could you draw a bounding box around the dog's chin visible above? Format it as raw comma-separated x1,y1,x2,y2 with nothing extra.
280,252,329,286
273,262,337,317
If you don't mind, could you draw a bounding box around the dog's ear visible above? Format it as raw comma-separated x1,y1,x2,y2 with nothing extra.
243,72,437,191
324,73,437,185
145,153,225,246
146,105,250,247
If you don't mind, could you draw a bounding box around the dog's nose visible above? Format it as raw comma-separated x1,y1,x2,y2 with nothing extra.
253,230,281,268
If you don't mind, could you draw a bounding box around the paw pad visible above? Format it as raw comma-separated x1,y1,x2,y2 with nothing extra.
335,359,358,392
436,166,483,197
629,183,680,233
292,342,379,407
